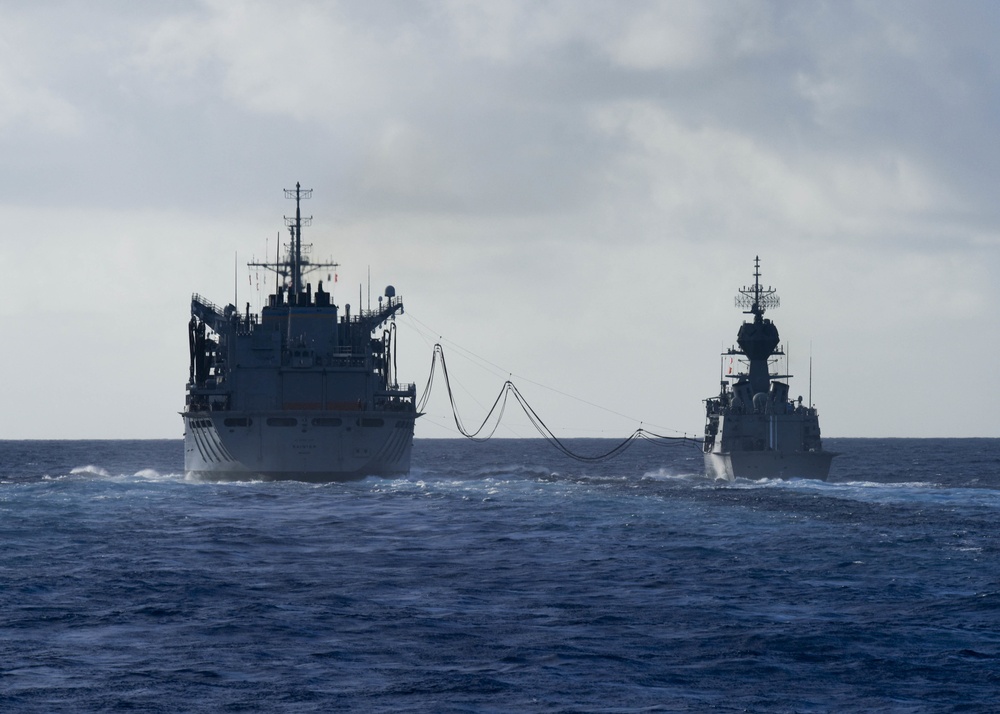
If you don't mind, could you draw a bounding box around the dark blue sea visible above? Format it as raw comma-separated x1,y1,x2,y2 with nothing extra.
2,438,999,712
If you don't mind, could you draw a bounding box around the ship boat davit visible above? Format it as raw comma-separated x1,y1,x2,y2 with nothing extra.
703,257,834,481
182,183,418,482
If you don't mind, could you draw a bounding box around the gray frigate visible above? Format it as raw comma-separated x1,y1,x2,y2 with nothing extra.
183,184,418,481
703,258,834,481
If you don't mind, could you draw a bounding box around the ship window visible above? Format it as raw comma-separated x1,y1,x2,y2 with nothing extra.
267,417,298,427
359,418,384,428
224,418,250,427
311,418,342,427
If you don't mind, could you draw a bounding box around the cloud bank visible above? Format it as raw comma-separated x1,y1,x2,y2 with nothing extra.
0,0,997,438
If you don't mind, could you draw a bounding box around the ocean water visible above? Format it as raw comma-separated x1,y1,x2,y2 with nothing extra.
1,438,999,713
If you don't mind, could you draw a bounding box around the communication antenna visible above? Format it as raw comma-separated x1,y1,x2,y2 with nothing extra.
247,183,339,297
735,255,780,317
284,182,313,295
809,347,813,408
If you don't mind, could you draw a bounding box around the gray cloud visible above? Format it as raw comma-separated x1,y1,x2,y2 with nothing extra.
0,0,996,438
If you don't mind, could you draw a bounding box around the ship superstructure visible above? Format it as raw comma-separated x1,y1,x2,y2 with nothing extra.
183,184,417,481
703,258,833,481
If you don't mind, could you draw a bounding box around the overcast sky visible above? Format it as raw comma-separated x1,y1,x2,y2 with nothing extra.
1,0,997,440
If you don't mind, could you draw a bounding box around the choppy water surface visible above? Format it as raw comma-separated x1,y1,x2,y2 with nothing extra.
1,438,999,712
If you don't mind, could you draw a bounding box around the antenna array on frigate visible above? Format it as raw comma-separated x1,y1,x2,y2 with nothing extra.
734,255,780,316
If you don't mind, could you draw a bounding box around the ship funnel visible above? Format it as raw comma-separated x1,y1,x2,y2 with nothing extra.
733,380,753,411
769,381,789,413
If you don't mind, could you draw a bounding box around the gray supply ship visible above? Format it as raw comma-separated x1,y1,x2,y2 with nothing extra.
183,184,417,481
703,258,834,481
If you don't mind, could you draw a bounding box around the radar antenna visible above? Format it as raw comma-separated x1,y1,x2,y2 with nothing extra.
284,183,311,295
247,182,339,295
734,255,780,318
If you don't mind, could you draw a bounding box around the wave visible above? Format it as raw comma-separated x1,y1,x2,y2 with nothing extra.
641,467,711,482
733,476,1000,509
69,465,111,478
408,463,559,482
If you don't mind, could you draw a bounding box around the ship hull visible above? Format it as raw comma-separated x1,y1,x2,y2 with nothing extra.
183,411,415,482
705,449,833,482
